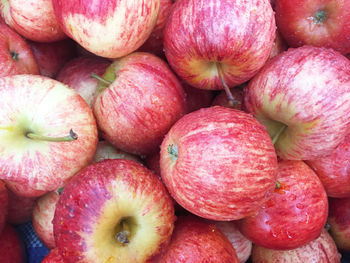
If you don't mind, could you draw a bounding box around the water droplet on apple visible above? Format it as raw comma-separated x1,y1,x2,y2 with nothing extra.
271,230,278,238
286,230,293,239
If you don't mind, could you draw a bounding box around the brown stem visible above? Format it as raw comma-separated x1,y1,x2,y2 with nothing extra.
216,63,235,107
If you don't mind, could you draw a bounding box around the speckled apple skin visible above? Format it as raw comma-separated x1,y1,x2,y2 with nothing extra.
0,180,8,234
93,52,187,156
244,46,350,160
238,161,328,250
0,24,39,77
53,159,175,263
251,228,341,263
52,0,160,58
164,0,276,90
160,106,278,221
306,133,350,198
42,248,65,263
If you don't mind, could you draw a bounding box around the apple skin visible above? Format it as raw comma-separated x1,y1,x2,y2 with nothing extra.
93,52,187,155
163,0,276,90
6,188,37,224
0,23,39,77
0,0,66,42
238,160,328,250
53,159,175,263
328,197,350,251
275,0,350,54
153,215,239,262
212,86,244,110
251,228,341,262
0,224,26,263
52,0,160,58
244,45,350,160
93,140,141,163
160,106,278,221
0,75,98,196
32,190,60,249
182,82,214,113
42,248,65,263
56,56,110,107
28,39,77,78
0,180,8,234
5,180,46,199
268,30,288,60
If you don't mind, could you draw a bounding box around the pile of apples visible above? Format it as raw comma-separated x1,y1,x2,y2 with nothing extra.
1,0,350,262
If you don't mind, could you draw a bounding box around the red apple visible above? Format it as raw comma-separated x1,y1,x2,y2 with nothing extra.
6,188,36,224
238,160,328,250
0,180,8,234
268,30,288,60
0,23,39,77
56,56,110,107
163,0,276,90
28,39,76,78
212,86,244,110
0,75,98,197
93,52,187,155
328,197,350,251
160,106,278,220
52,0,160,58
182,82,214,113
0,0,66,42
275,0,350,54
93,140,141,163
306,133,350,198
154,215,239,262
251,228,341,262
244,45,350,160
0,224,26,263
145,152,161,177
32,190,60,249
53,159,175,263
42,248,65,263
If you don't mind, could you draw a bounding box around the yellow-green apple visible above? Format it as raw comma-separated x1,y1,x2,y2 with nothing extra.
182,82,214,113
56,56,110,107
153,215,239,262
93,140,141,163
42,248,65,263
0,180,8,234
163,0,276,90
160,106,278,220
328,197,350,251
52,0,160,58
0,24,39,77
53,159,175,263
275,0,350,54
0,0,66,42
28,39,77,78
238,161,328,250
244,45,350,160
0,224,26,263
306,134,350,198
32,190,60,249
6,188,36,224
251,228,341,262
93,52,187,155
0,75,98,197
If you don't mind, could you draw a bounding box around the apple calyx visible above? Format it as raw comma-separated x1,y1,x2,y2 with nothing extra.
271,124,287,145
26,129,78,142
91,73,112,92
216,63,236,107
168,144,178,161
313,10,327,24
10,51,18,61
114,217,136,245
275,180,281,189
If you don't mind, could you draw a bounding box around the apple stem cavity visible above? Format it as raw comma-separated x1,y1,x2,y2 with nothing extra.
10,51,18,61
91,73,112,86
26,129,78,142
115,220,131,245
313,10,327,24
216,63,236,107
272,124,287,145
168,144,178,161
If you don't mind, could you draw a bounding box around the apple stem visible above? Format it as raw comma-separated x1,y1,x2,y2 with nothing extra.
275,180,281,189
10,51,18,61
91,73,112,86
272,125,287,145
216,63,236,107
115,221,130,245
26,129,78,142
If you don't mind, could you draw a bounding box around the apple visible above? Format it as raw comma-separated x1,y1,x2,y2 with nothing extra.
306,133,350,198
328,197,350,251
268,30,288,60
28,39,77,78
182,82,214,113
145,152,161,177
32,190,60,249
238,160,328,250
0,74,98,197
56,56,110,107
0,23,39,77
0,224,26,263
52,0,160,58
212,85,244,110
275,0,350,54
93,140,141,163
163,0,276,90
93,52,187,155
251,228,341,262
0,0,66,42
160,106,278,220
53,159,175,263
0,180,8,234
153,215,239,262
42,248,65,263
244,45,350,160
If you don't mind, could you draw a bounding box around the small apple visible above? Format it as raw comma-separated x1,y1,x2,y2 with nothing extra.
42,248,65,263
0,224,26,263
0,180,8,234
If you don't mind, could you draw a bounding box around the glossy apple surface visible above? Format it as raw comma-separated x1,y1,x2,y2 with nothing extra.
160,106,278,220
244,45,350,160
52,0,160,58
42,248,65,263
93,52,187,155
53,159,175,263
0,224,26,263
0,75,98,196
164,0,275,90
239,160,328,250
0,23,39,77
0,180,8,234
